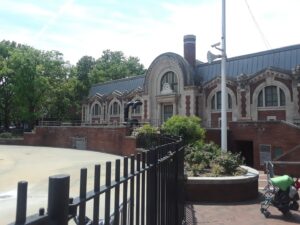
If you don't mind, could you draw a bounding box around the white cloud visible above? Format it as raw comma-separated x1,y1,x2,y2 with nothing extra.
1,0,300,68
0,0,54,18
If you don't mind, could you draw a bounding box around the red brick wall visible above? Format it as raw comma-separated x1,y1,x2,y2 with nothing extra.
241,91,246,117
205,129,221,146
186,95,190,116
211,112,232,128
195,96,199,117
257,110,286,120
229,121,300,169
144,100,148,119
23,126,136,156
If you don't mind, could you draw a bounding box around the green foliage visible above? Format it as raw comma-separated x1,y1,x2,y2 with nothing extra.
89,50,145,84
185,141,245,176
135,124,158,135
185,142,221,169
0,132,13,138
213,151,244,175
134,124,159,149
75,56,95,99
161,115,205,145
0,40,145,130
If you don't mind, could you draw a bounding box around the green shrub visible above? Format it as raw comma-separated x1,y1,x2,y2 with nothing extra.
210,163,225,177
185,142,221,168
0,132,13,139
161,115,205,145
135,124,158,135
185,141,245,177
213,152,244,175
134,124,159,149
188,163,206,176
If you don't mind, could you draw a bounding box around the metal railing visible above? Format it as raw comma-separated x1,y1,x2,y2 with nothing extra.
9,135,185,225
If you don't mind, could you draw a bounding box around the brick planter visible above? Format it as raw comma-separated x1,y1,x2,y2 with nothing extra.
185,166,259,202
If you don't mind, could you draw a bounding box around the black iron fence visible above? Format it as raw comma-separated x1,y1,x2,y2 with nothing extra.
9,135,185,225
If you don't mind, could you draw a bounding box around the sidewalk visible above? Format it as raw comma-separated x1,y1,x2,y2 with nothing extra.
186,194,300,225
185,171,300,225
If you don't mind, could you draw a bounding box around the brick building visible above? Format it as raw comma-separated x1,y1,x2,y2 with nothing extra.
82,35,300,169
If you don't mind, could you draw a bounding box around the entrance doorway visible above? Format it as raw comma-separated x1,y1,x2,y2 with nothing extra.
162,104,173,122
235,141,254,167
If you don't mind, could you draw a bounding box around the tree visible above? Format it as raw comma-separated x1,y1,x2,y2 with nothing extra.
0,41,17,130
89,50,145,84
75,56,95,99
8,46,49,129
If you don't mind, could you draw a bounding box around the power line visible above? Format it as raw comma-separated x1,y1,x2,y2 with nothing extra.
244,0,271,49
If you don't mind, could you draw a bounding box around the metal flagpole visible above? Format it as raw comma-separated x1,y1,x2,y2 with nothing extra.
221,0,227,152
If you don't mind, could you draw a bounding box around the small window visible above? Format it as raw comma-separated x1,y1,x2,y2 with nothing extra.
211,91,232,110
110,102,120,115
92,103,101,116
257,86,286,107
259,144,271,166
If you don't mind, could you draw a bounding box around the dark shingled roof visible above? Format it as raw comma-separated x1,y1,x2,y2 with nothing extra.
88,44,300,97
197,44,300,83
89,75,145,97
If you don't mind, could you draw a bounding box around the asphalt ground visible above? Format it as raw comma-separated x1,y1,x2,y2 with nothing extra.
0,145,122,225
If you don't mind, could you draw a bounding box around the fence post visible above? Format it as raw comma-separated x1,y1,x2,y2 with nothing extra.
15,181,28,224
48,174,70,225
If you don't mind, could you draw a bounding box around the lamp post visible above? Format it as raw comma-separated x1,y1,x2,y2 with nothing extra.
221,0,227,152
207,0,227,152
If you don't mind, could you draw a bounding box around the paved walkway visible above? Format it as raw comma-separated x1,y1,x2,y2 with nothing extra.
186,171,300,225
0,145,121,225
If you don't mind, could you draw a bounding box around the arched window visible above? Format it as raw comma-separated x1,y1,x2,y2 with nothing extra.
211,91,232,110
257,86,285,107
110,102,120,115
92,103,101,116
160,71,178,93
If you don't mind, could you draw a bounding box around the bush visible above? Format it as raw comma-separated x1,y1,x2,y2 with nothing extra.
134,124,158,135
213,152,244,175
134,124,159,149
0,132,13,139
161,115,205,145
185,142,221,169
185,141,245,176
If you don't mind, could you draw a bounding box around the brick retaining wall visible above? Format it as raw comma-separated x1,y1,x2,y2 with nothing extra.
23,126,136,156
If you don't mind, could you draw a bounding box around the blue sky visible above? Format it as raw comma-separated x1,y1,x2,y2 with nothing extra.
1,0,300,68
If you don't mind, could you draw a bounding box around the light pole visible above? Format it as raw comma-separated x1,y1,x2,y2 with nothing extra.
207,0,227,152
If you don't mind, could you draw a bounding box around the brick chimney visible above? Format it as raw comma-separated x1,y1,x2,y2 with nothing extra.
184,34,196,67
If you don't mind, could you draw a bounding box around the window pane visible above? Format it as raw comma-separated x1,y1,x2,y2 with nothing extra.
280,88,285,106
265,86,277,107
163,105,173,122
259,144,271,166
216,91,221,110
211,95,215,109
228,94,232,109
111,102,119,115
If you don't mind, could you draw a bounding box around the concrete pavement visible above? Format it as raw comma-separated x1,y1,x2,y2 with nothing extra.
0,145,122,225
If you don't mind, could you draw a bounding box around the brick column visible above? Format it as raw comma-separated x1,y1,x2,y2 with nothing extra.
186,96,191,116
